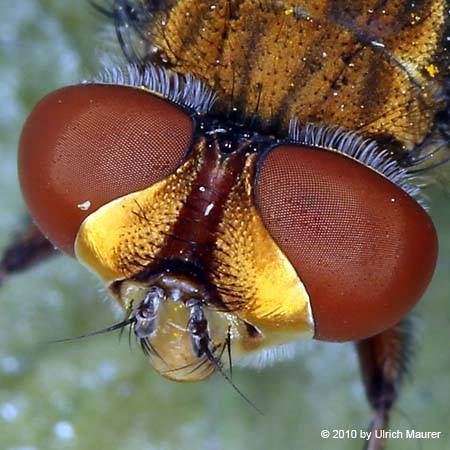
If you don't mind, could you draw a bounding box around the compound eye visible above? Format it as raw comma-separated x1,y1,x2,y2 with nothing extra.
255,145,438,342
19,84,193,254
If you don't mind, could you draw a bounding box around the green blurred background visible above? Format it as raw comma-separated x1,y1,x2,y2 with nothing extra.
0,2,449,450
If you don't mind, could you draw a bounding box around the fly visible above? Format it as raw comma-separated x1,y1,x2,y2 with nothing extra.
1,2,449,449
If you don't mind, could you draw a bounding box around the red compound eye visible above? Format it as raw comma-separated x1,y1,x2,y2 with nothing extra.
255,145,438,342
19,84,193,255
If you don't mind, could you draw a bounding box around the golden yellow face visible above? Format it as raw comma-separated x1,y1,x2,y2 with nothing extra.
74,136,314,380
19,0,448,382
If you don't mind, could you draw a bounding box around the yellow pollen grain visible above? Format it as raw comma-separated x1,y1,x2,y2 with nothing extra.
426,64,439,77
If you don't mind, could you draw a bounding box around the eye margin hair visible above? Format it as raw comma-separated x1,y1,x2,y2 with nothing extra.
86,63,218,115
287,119,426,207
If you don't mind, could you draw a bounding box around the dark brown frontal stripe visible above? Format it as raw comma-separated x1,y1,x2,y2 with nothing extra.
155,136,250,270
